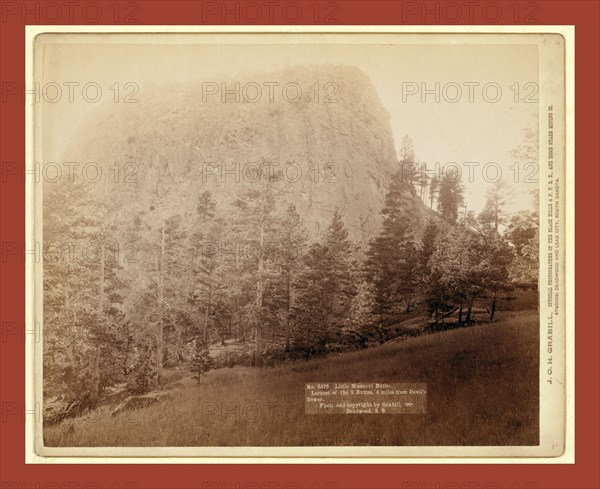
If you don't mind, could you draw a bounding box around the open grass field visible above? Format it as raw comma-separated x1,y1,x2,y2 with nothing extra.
45,302,539,447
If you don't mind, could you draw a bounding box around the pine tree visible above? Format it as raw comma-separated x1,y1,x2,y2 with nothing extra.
128,341,155,394
418,166,429,204
342,280,378,348
428,224,513,324
196,190,216,220
292,210,355,353
187,191,220,344
511,127,539,163
505,190,538,285
398,135,419,190
477,230,514,321
365,170,418,321
230,168,284,364
509,125,538,285
272,203,308,351
292,242,329,354
438,170,464,224
43,179,95,402
418,219,441,300
478,180,511,232
44,179,131,405
420,220,440,266
429,175,439,210
190,335,211,384
211,299,232,346
91,242,129,398
428,226,472,323
321,209,356,327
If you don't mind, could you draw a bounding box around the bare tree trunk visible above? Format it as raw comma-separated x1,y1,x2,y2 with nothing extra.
490,291,497,322
255,328,262,367
98,243,105,317
195,332,204,385
494,201,499,232
255,198,265,367
65,289,76,394
90,351,101,405
156,221,165,386
465,296,476,323
90,242,105,404
204,271,212,344
285,271,291,352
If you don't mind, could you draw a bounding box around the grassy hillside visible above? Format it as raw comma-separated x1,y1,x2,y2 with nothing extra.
45,305,539,447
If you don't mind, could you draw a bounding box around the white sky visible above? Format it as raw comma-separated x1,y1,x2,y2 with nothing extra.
38,35,539,214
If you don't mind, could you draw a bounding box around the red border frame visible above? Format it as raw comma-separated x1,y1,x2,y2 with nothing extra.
1,1,598,488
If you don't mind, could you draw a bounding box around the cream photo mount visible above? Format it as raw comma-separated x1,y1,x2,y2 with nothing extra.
25,25,574,464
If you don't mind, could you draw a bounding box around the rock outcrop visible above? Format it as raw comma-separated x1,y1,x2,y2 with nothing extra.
62,65,425,243
110,391,172,417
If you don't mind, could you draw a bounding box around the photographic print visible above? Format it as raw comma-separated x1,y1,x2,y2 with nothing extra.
28,28,569,460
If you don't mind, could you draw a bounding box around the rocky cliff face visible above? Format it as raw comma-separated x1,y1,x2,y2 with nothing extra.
63,65,424,243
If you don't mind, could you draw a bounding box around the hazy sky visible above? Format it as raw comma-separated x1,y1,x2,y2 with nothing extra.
38,34,539,213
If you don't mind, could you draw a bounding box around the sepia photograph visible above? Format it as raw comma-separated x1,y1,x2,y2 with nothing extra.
28,28,569,459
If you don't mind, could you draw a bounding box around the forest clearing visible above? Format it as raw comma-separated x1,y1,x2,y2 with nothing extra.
44,291,538,447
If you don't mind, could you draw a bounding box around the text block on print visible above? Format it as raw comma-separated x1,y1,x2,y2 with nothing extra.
305,383,427,414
